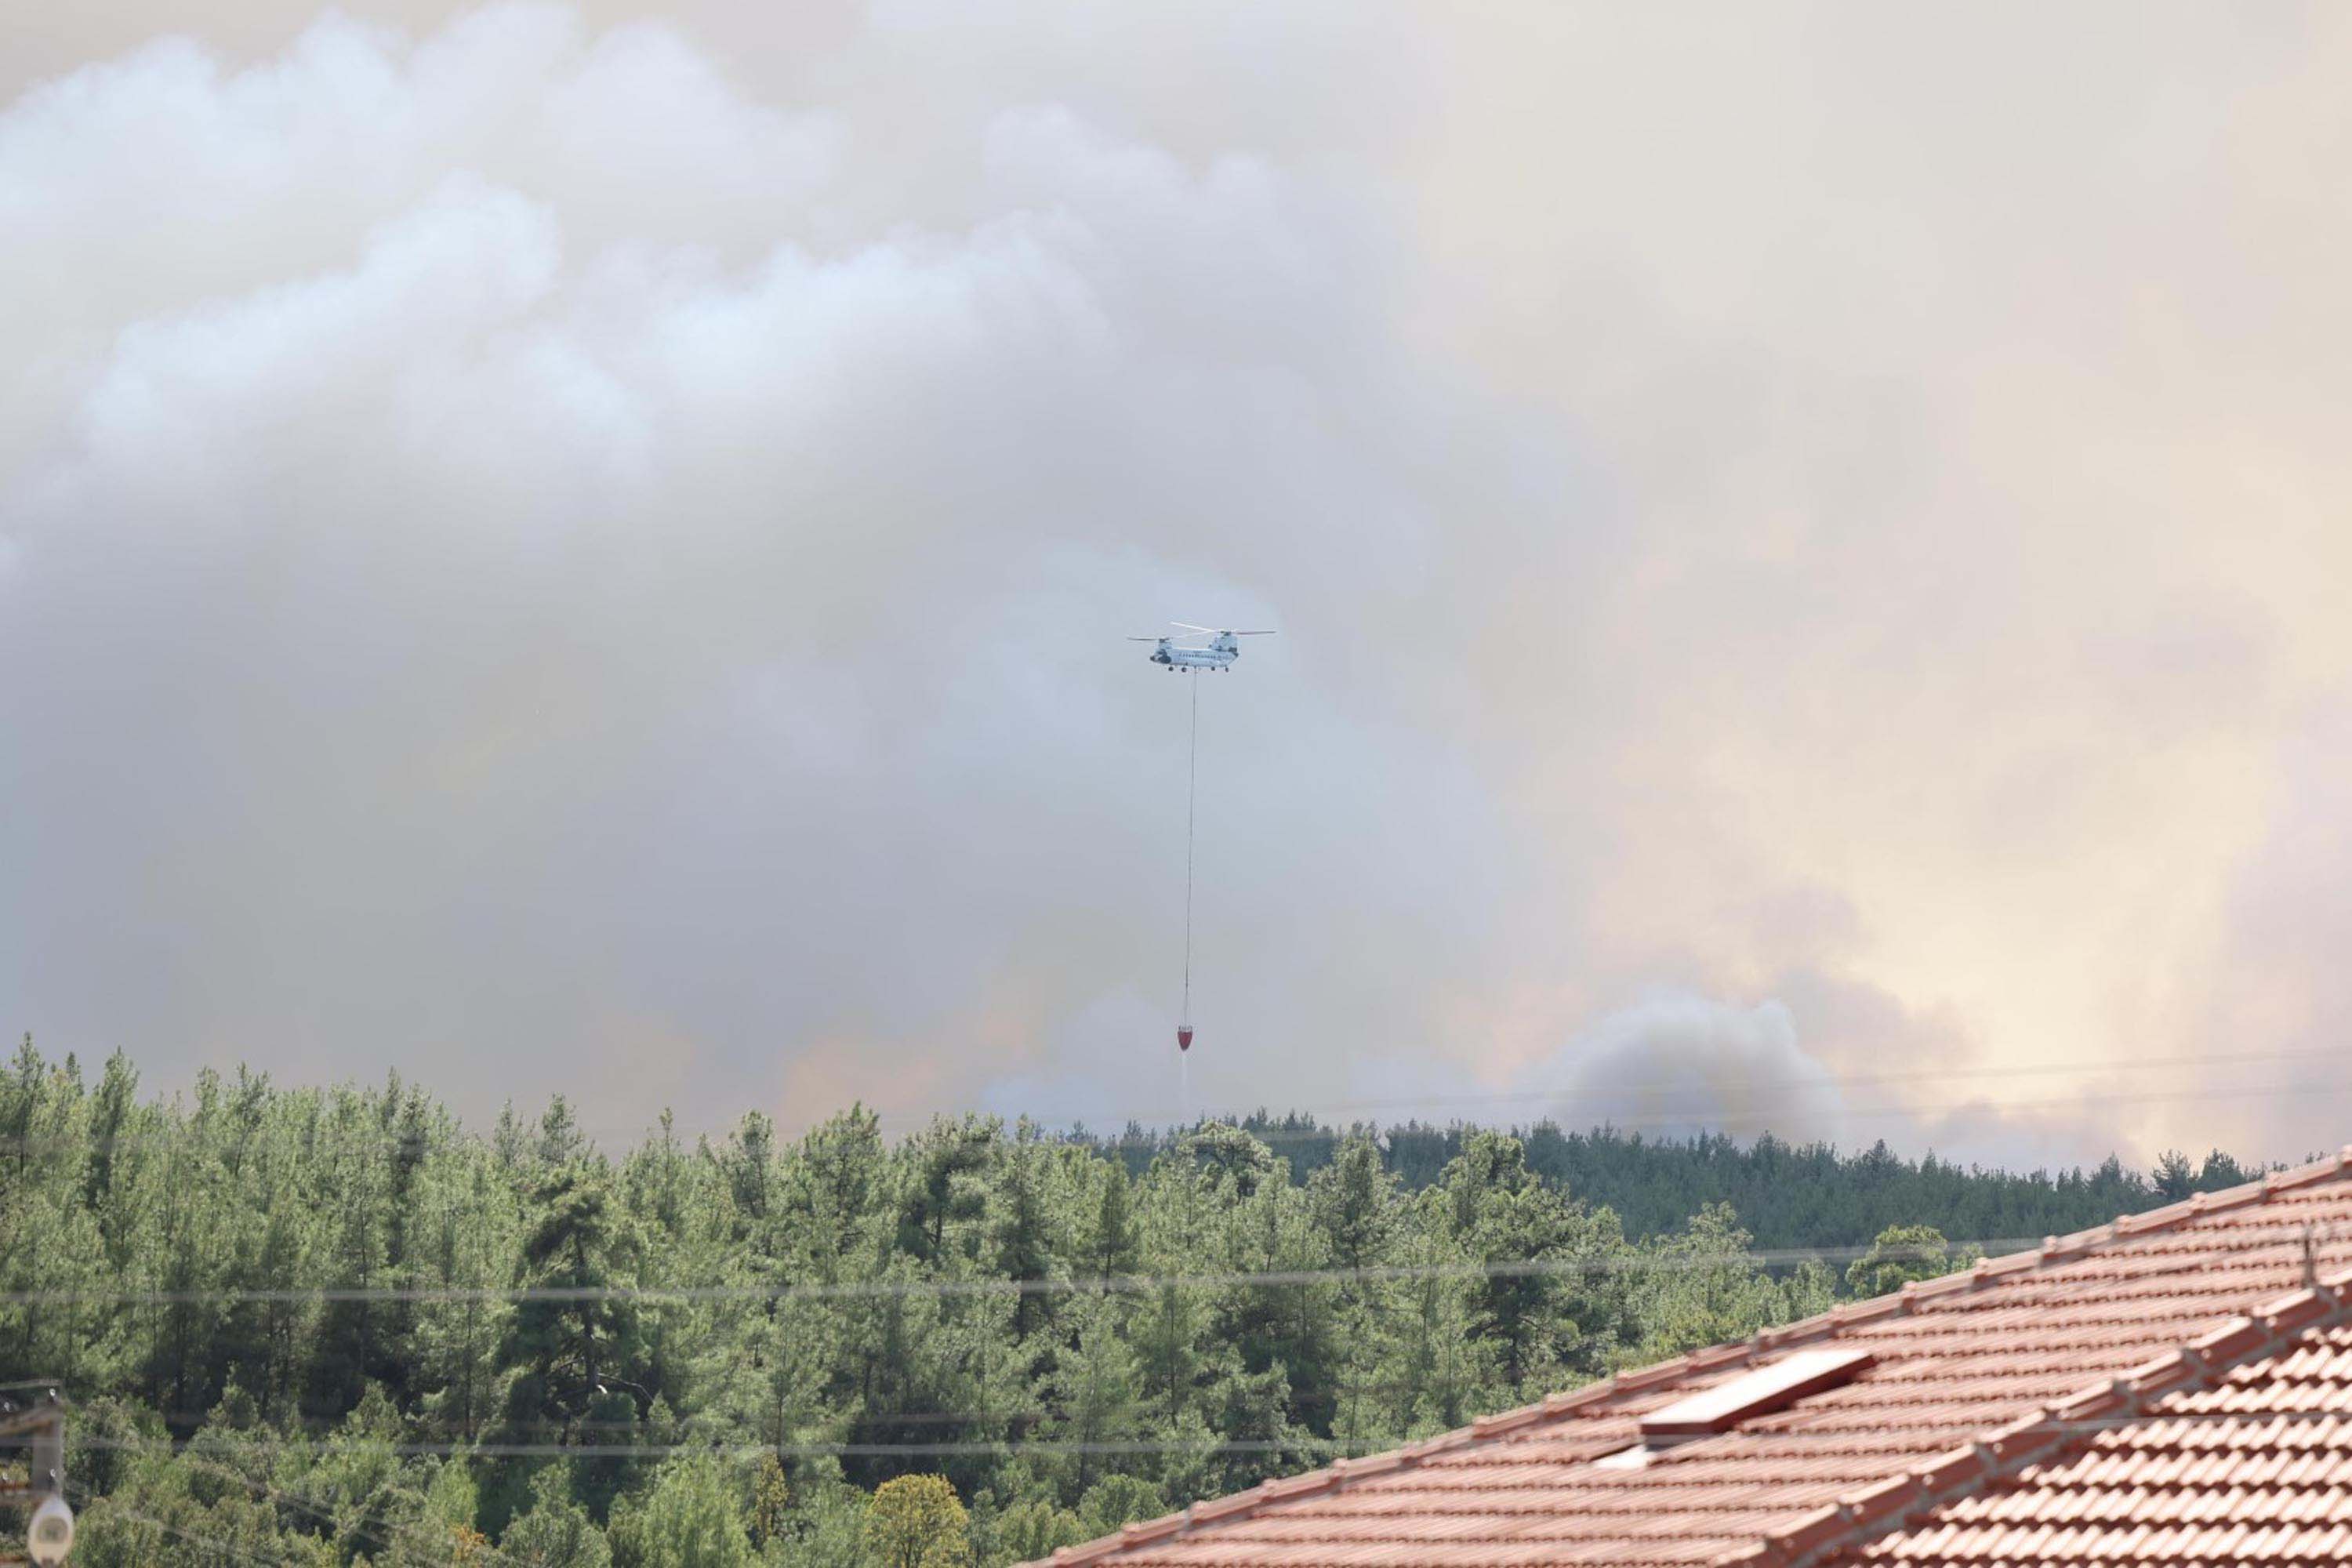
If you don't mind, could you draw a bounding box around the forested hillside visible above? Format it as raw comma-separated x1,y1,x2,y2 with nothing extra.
0,1042,2255,1566
1101,1115,2255,1247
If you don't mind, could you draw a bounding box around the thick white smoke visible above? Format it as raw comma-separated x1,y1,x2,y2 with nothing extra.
0,5,1534,1135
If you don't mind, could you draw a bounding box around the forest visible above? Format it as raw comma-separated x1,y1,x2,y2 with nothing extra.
0,1040,2261,1566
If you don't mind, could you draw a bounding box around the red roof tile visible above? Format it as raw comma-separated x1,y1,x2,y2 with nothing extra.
1846,1314,2352,1565
1034,1149,2352,1568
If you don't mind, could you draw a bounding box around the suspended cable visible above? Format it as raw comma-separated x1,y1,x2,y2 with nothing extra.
564,1042,2352,1136
5,1073,2329,1161
161,1450,446,1568
4,1044,2343,1156
65,1399,2352,1464
42,1229,2352,1307
65,1481,289,1568
1180,666,1198,1058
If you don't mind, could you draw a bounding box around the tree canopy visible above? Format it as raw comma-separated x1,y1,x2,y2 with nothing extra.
0,1039,2259,1565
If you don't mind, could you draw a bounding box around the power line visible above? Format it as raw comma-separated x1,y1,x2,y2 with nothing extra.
60,1401,2352,1465
64,1479,288,1568
14,1219,2350,1308
154,1410,1047,1433
68,1436,513,1567
4,1044,2340,1156
0,1237,2052,1308
69,1435,1416,1459
106,1218,2352,1438
862,1046,2352,1139
162,1448,470,1568
35,1236,2352,1490
608,1043,2347,1135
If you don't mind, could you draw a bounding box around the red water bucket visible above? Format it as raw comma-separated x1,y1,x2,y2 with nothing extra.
1176,1024,1193,1051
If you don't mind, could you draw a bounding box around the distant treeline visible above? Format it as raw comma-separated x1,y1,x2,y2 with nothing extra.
0,1040,2256,1567
1080,1112,2268,1247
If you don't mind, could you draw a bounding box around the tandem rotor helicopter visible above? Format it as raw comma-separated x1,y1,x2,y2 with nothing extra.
1126,619,1278,1065
1127,622,1277,671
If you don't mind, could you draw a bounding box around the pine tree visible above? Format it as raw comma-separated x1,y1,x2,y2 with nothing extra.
626,1454,753,1568
1045,1295,1141,1496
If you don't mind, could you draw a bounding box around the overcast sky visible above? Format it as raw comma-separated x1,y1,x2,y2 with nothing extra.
6,2,2350,1167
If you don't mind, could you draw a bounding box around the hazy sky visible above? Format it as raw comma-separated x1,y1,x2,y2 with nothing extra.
6,2,2350,1167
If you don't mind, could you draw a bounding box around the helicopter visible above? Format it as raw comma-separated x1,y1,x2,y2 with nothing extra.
1127,622,1277,671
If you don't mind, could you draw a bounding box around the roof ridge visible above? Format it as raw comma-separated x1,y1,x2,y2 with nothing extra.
1713,1261,2352,1568
1035,1145,2352,1567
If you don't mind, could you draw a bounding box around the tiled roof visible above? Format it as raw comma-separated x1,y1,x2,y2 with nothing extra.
1850,1319,2352,1566
1036,1146,2352,1568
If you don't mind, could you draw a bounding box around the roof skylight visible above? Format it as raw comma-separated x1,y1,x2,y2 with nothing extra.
1635,1346,1875,1444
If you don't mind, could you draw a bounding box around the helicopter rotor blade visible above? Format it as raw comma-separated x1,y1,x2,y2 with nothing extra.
1169,622,1276,637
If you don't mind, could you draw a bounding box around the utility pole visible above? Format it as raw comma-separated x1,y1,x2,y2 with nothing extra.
0,1387,72,1566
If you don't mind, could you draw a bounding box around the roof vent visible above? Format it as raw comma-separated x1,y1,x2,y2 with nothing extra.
1635,1347,1875,1446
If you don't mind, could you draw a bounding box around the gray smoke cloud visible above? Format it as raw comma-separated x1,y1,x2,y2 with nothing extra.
7,2,2351,1168
1550,996,1844,1144
1,4,1536,1138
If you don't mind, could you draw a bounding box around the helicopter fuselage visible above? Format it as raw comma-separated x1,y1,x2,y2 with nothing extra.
1149,638,1240,670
